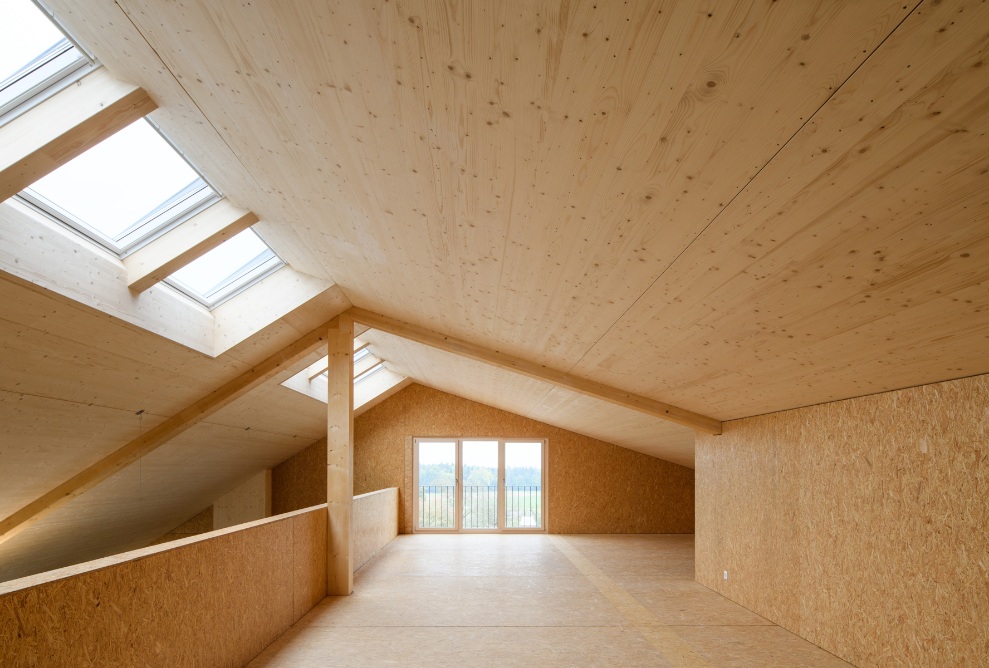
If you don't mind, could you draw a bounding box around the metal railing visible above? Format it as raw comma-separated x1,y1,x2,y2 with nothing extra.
463,485,497,529
418,485,542,529
506,485,541,528
418,485,455,528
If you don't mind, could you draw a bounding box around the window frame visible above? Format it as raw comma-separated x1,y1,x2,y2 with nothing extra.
14,118,222,258
0,1,97,126
163,231,285,310
412,437,548,535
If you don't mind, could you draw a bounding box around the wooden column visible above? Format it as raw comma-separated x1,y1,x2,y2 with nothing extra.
326,314,354,595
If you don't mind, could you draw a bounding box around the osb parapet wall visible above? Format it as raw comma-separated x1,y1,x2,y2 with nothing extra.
353,488,399,571
0,505,327,668
273,383,694,535
696,374,989,667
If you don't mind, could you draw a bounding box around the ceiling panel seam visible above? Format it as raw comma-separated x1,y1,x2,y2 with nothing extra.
565,0,926,376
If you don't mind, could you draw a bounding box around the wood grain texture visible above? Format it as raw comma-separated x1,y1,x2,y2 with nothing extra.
350,308,721,434
0,506,327,668
0,68,155,202
360,329,696,468
352,488,398,571
124,200,259,293
272,383,694,535
326,315,354,594
571,0,989,419
50,0,989,424
696,373,989,666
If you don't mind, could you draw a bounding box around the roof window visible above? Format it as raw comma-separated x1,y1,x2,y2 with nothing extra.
0,0,94,122
166,228,283,308
18,118,219,255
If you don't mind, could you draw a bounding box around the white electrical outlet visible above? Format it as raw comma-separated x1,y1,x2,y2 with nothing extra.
723,570,728,581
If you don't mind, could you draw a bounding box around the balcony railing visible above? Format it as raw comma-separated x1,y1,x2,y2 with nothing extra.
505,485,541,528
417,485,542,529
418,485,455,528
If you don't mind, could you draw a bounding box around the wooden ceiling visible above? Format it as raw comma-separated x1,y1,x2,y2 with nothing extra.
44,0,989,422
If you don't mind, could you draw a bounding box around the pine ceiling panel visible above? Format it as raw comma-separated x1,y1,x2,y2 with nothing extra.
569,0,989,418
86,0,912,373
361,329,695,468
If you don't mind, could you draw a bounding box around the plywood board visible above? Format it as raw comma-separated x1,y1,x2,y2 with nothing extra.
360,329,696,468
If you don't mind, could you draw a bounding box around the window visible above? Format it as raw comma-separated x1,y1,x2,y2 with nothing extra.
0,0,94,122
166,228,283,308
354,360,385,383
18,118,219,255
414,438,547,533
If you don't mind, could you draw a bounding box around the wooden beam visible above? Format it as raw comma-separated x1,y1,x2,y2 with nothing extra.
125,199,258,293
326,313,354,595
348,308,723,435
0,67,156,202
0,320,332,546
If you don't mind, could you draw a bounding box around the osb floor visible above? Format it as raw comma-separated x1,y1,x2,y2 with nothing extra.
249,535,852,667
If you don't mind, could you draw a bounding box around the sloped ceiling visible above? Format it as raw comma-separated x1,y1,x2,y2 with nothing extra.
361,329,696,468
43,0,989,420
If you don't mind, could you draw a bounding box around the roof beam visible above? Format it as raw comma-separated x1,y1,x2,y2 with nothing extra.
125,199,258,293
0,68,156,202
348,307,723,435
0,318,335,546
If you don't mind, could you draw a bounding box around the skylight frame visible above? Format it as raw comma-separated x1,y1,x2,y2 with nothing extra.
164,229,286,310
15,118,222,258
0,0,97,125
354,361,386,384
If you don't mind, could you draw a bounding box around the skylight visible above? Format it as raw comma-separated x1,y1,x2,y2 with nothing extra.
166,228,283,308
18,118,218,255
0,0,93,121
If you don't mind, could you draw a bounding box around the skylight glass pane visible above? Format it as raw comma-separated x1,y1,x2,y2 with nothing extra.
167,229,282,307
24,119,209,246
0,0,65,86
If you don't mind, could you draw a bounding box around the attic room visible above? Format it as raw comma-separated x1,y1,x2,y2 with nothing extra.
0,0,986,666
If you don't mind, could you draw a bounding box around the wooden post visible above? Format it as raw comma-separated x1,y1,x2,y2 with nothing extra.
327,314,354,595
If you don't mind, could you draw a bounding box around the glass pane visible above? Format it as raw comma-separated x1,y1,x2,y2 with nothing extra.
167,229,275,302
462,440,498,530
26,119,203,242
0,0,66,86
505,442,542,528
417,441,456,529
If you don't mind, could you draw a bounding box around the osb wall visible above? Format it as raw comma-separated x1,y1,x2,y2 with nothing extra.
0,506,327,667
273,383,694,535
353,488,399,571
273,437,326,515
696,374,989,666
